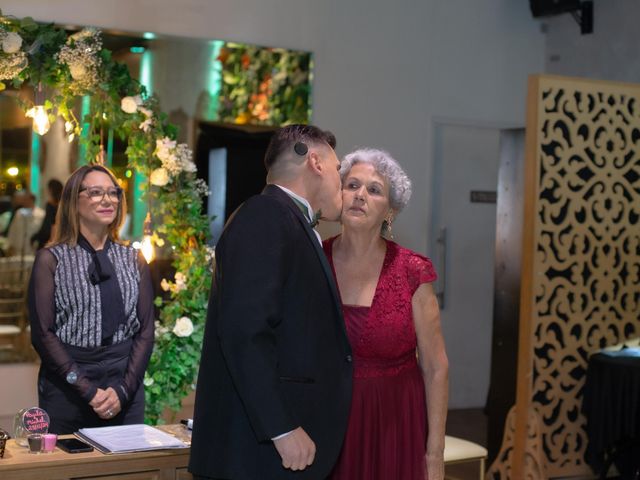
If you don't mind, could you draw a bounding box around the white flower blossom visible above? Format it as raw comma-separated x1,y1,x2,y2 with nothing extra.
155,138,176,161
2,32,23,54
143,375,154,387
160,278,171,292
0,50,28,80
68,62,87,80
64,121,74,133
173,317,194,338
154,137,197,176
193,178,211,197
121,96,139,114
140,119,152,132
174,272,187,292
153,320,169,339
179,144,197,173
150,167,170,186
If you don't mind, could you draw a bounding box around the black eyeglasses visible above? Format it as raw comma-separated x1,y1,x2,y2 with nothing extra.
79,186,123,203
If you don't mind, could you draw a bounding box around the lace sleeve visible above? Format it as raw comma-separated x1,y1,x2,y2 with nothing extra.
407,251,438,294
28,249,98,402
112,252,155,406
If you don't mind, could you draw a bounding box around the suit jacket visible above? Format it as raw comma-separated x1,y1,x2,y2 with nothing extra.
189,185,353,479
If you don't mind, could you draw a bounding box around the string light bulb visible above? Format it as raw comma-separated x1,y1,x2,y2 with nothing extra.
26,105,51,135
26,84,51,135
140,212,155,263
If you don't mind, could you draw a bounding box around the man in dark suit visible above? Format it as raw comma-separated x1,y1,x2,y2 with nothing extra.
189,125,353,480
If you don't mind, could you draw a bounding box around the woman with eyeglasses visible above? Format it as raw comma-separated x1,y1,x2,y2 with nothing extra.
27,165,155,433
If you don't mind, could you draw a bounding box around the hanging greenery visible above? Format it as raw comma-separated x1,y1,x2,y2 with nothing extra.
0,10,212,424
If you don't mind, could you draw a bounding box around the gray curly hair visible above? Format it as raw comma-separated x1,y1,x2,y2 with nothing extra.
340,148,412,212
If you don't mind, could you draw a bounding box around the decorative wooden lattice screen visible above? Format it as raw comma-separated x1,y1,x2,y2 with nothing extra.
489,75,640,478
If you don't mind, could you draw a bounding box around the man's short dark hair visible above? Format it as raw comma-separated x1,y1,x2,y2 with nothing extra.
264,124,337,170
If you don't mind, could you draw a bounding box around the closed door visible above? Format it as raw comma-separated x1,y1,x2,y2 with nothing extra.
430,123,500,408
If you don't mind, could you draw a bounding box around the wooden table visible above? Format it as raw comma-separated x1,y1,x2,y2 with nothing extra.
0,425,192,480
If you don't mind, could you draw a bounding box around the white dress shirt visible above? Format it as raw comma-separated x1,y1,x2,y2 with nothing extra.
274,185,322,246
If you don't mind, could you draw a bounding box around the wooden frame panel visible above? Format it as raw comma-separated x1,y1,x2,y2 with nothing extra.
512,74,640,478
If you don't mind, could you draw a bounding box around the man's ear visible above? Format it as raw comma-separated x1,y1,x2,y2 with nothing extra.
307,150,323,175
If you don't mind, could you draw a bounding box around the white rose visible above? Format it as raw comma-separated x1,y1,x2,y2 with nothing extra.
121,96,139,114
155,137,177,162
150,167,170,187
173,317,194,338
2,32,23,54
69,62,87,80
174,272,187,291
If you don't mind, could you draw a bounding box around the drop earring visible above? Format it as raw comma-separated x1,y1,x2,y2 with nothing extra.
382,213,394,239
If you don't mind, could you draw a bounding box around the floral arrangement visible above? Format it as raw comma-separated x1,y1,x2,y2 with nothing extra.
0,10,211,424
217,43,312,126
54,28,102,95
0,29,27,81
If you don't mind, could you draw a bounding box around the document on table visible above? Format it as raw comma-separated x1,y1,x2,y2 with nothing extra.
76,424,189,454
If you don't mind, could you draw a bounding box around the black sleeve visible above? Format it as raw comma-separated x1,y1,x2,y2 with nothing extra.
28,249,98,402
111,253,155,406
216,196,297,441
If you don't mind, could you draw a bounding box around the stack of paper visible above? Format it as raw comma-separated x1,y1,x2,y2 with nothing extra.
76,424,189,454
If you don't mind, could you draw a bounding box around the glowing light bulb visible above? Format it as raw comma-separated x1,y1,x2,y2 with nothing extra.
140,234,155,263
7,166,19,177
140,212,155,263
26,105,51,135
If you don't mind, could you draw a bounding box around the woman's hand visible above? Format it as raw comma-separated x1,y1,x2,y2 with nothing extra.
425,451,444,480
90,387,122,419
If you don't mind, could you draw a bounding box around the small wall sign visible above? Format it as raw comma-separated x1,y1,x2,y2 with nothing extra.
470,190,497,204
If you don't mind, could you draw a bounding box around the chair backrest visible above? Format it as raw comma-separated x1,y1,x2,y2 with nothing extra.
0,296,27,324
0,258,32,334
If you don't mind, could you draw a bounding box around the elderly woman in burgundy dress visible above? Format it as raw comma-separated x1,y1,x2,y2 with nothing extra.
324,148,449,480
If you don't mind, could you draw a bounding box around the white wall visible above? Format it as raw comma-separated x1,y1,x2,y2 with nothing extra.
543,0,640,83
2,0,546,409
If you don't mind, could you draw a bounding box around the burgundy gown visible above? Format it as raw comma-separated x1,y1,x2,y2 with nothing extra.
324,236,438,480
